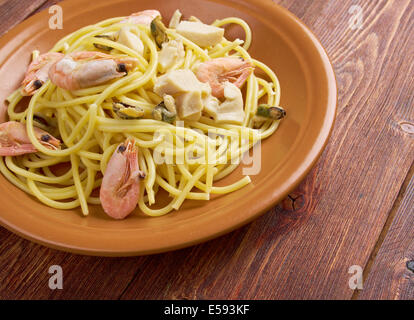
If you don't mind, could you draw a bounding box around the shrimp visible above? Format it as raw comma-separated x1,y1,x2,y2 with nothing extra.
121,10,161,26
21,52,64,96
196,57,254,99
48,51,139,91
0,102,7,124
0,121,60,156
100,139,145,219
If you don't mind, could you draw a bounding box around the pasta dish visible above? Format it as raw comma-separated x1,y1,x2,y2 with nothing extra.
0,9,285,219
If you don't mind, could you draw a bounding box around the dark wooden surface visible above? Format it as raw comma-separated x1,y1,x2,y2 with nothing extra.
0,0,413,300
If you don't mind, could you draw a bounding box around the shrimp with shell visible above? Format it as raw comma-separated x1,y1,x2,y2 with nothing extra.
0,121,60,156
21,52,64,96
48,51,139,91
100,139,145,220
196,57,254,99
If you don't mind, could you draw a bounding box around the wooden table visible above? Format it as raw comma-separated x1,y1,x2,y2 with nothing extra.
0,0,413,300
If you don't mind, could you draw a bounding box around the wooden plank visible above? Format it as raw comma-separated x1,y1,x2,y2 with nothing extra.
0,0,48,37
121,0,414,299
0,228,140,299
358,163,414,300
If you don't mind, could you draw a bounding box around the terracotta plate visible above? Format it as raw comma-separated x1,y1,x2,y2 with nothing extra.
0,0,336,256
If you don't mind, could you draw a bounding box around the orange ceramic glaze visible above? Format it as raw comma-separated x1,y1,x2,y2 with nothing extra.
0,0,336,256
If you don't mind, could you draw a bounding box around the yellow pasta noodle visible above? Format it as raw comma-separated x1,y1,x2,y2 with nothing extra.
0,12,283,218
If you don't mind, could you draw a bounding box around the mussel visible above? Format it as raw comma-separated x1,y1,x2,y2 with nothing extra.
93,34,116,51
113,102,145,119
150,16,169,48
152,101,176,123
256,104,286,120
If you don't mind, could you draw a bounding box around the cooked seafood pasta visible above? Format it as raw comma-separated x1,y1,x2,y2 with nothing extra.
0,9,285,219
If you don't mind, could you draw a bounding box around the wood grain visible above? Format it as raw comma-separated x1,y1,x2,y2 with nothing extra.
358,164,414,300
0,0,413,300
0,229,143,299
0,0,48,37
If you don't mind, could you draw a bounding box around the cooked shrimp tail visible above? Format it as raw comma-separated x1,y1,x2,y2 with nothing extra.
100,139,145,219
0,121,61,156
21,52,64,96
196,57,254,98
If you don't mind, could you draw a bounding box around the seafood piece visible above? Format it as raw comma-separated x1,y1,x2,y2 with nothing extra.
100,139,145,220
0,121,60,156
93,34,116,51
196,57,254,98
203,82,245,124
168,9,182,29
256,104,286,120
113,102,144,119
94,28,144,55
117,27,144,55
152,101,176,124
163,94,177,114
21,52,64,96
252,105,286,128
122,9,161,26
174,91,204,121
176,21,224,47
154,69,210,96
158,40,185,72
150,16,169,48
48,51,139,90
154,69,210,120
0,103,6,124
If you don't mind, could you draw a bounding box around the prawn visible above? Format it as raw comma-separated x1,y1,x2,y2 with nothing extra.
21,52,64,96
121,10,161,26
0,121,60,156
100,139,145,219
48,51,139,91
196,57,254,99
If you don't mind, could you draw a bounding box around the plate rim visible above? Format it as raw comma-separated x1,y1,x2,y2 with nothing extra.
0,0,337,256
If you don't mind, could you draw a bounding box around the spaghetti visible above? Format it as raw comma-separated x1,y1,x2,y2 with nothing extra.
1,11,283,218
